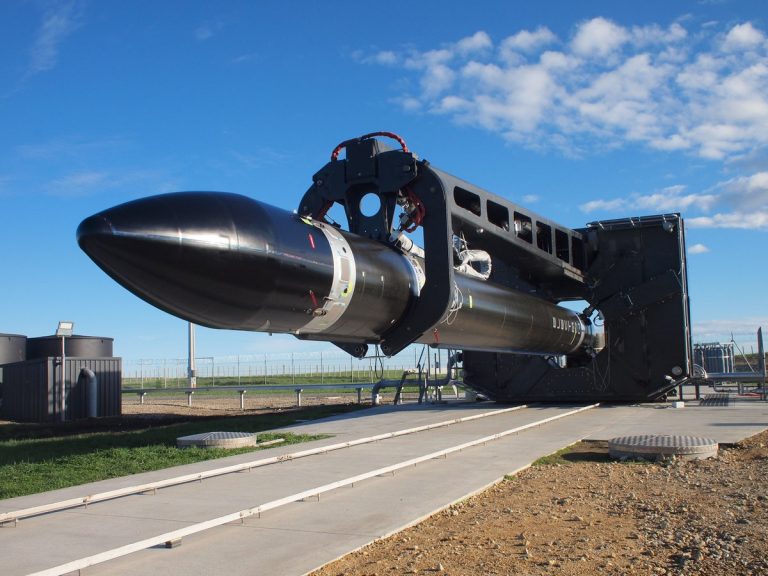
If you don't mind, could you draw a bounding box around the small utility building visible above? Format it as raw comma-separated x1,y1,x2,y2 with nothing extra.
0,333,121,422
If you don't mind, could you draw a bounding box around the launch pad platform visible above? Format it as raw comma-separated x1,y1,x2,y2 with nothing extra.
1,396,766,576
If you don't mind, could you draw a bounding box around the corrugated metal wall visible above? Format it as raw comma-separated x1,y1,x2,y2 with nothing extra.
67,358,122,420
0,359,52,422
0,357,121,422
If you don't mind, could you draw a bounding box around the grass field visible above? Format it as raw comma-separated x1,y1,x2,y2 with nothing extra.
122,369,417,389
0,404,362,500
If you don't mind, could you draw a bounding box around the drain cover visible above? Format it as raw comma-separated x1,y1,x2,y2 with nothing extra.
608,435,718,461
700,393,732,407
177,431,257,449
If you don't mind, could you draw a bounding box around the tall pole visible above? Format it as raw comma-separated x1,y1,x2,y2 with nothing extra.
60,335,66,422
758,327,765,401
188,322,197,388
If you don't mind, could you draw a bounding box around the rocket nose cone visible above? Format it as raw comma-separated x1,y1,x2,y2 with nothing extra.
76,192,335,332
76,214,114,252
75,193,188,286
76,192,255,328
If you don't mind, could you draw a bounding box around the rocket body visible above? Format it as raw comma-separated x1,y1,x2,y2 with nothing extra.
77,192,595,356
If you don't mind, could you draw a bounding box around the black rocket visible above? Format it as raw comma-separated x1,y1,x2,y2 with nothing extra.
78,191,597,356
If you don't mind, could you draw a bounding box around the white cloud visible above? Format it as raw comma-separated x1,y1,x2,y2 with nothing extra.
362,20,768,232
356,50,398,65
500,27,556,56
634,187,719,212
372,50,397,65
571,17,629,58
716,171,768,210
522,194,540,203
569,53,673,142
631,23,688,46
366,20,768,161
687,243,710,254
580,184,718,214
686,211,768,229
722,22,765,52
26,1,82,77
456,31,492,55
397,96,422,112
580,170,768,229
580,198,628,213
421,63,456,98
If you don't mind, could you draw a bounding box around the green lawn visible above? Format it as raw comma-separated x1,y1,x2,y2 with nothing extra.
0,404,362,500
122,369,418,389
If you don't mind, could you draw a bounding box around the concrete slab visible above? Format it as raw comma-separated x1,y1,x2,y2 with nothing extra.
584,397,768,443
85,406,615,576
0,402,504,516
1,398,766,576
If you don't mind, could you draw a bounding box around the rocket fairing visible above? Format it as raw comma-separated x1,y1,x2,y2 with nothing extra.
77,191,598,357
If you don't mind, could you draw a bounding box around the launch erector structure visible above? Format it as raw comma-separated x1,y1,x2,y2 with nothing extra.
78,132,692,402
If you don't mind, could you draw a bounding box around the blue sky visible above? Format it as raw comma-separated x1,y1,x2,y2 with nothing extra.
2,0,767,360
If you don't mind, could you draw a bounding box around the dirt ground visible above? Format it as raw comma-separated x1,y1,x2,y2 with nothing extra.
312,431,768,576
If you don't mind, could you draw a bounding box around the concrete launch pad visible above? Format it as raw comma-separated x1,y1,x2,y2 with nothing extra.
1,397,766,576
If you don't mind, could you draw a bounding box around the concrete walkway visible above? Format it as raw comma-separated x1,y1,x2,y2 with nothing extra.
1,398,766,576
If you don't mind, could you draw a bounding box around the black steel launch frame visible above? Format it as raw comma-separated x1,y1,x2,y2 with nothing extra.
299,134,692,402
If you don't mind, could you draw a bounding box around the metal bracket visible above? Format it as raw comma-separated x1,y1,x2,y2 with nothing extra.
380,167,454,356
298,137,455,357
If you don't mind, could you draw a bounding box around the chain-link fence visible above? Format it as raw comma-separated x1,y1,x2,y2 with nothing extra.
122,347,454,389
122,329,763,389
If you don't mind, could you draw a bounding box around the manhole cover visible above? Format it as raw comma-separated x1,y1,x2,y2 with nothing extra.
177,431,257,449
608,434,718,461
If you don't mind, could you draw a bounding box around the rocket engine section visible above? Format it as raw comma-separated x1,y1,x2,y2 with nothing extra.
78,132,692,403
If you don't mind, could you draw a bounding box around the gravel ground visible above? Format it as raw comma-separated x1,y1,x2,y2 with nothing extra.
312,431,768,576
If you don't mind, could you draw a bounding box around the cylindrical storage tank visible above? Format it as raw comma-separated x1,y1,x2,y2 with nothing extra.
0,334,27,365
26,336,114,359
